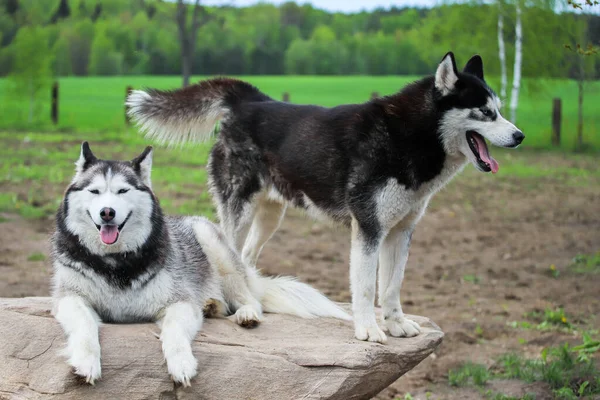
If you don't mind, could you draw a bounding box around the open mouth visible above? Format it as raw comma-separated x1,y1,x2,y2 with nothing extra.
91,212,132,245
466,131,499,174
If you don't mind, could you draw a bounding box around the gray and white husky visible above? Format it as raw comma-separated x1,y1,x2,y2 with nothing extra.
51,142,350,385
127,52,524,344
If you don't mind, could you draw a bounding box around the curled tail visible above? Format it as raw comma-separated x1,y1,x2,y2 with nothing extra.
126,78,270,146
246,268,352,321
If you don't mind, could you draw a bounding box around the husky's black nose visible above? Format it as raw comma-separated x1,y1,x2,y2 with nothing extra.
512,131,525,145
100,207,116,222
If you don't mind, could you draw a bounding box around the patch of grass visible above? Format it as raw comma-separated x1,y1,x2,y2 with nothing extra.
463,274,481,284
509,307,574,332
526,307,573,330
548,264,560,278
1,76,599,151
27,252,46,262
448,362,491,387
496,339,600,397
569,252,600,274
487,392,536,400
0,215,8,223
449,335,600,398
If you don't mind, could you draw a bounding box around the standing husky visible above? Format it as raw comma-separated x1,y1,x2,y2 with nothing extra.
52,142,350,385
127,52,524,344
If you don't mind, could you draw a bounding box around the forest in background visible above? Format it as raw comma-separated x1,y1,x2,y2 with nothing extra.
0,0,598,78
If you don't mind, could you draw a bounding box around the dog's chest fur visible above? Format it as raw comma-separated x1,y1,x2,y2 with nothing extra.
53,263,176,322
375,154,468,229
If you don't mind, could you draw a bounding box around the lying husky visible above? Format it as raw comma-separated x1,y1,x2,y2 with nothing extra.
127,52,524,344
51,142,349,385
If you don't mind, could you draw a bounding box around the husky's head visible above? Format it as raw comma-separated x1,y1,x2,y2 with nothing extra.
60,142,158,254
435,52,524,173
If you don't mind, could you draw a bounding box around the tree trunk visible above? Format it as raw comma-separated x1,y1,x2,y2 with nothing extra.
509,0,522,123
176,0,201,88
497,6,507,99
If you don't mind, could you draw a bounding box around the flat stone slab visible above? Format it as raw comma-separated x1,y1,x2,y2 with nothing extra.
0,297,443,400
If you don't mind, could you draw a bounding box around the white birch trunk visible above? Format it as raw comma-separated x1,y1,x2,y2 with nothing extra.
510,0,523,123
497,6,507,99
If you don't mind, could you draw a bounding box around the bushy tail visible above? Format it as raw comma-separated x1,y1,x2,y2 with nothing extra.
126,78,270,146
246,267,352,321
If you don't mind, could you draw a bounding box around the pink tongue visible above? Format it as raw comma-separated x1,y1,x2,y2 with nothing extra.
100,225,119,245
473,134,499,173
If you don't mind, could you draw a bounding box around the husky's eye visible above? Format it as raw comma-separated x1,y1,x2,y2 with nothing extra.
89,189,100,195
117,188,130,194
480,108,493,117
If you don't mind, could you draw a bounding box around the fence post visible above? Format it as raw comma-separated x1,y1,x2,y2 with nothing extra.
282,92,290,102
51,82,59,125
125,86,133,125
552,98,561,147
370,92,379,100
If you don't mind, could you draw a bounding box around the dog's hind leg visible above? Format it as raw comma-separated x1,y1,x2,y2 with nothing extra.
241,199,287,267
191,218,263,328
349,217,387,343
157,302,203,387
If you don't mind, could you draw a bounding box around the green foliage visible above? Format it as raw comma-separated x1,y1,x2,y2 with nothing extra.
449,335,600,398
5,25,53,124
463,274,481,284
0,1,596,78
27,252,46,262
88,27,123,76
569,252,600,273
496,338,600,396
448,362,490,387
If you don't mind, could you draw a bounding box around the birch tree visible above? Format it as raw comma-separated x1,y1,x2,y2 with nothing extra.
497,1,508,99
509,0,523,123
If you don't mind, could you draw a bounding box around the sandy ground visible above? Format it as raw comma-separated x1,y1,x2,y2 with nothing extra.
1,152,599,399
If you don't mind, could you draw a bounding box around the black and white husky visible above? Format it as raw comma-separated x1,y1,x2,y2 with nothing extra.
52,142,350,385
127,52,524,344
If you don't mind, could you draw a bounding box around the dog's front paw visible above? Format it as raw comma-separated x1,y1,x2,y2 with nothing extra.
166,349,198,387
68,347,102,384
234,305,261,329
384,316,421,338
354,323,387,343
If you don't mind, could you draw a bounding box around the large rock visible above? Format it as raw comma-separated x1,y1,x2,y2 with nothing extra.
0,297,443,400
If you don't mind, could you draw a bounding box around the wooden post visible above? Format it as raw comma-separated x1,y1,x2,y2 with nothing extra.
552,98,561,147
282,92,290,102
51,82,59,125
370,92,379,100
125,86,133,125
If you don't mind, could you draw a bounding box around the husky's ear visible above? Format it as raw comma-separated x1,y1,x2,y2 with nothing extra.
75,141,97,174
131,146,153,188
435,52,459,96
463,55,484,80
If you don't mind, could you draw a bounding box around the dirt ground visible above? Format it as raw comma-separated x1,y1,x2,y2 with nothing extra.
1,152,599,399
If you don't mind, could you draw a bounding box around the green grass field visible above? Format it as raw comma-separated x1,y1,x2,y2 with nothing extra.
0,76,598,151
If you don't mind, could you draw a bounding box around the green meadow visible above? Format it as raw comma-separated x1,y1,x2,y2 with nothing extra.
0,76,599,151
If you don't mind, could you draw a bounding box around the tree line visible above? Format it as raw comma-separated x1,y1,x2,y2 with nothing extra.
0,0,598,79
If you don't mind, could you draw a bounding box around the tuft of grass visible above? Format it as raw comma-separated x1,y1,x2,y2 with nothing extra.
496,338,600,397
27,252,46,262
451,335,600,398
463,274,481,284
548,264,560,278
487,392,536,400
569,252,600,274
510,307,574,332
448,362,491,387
